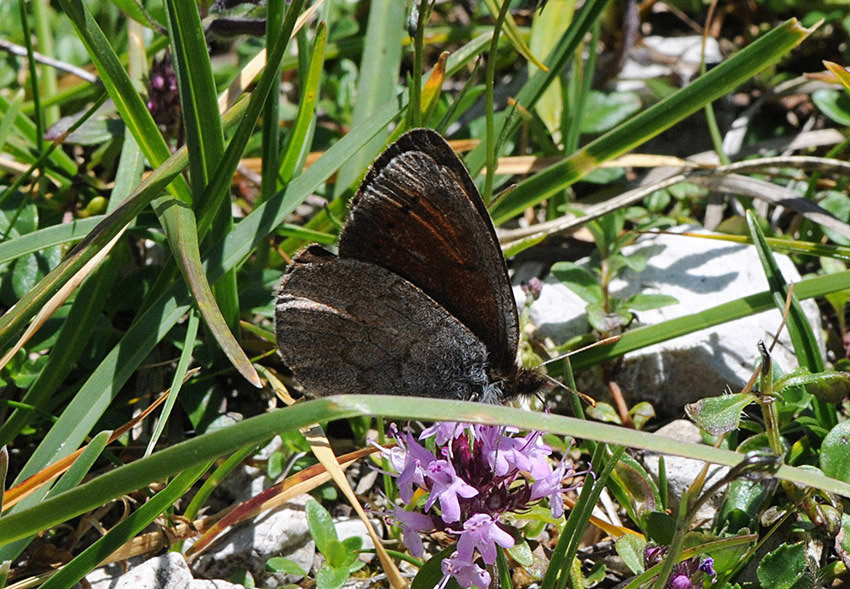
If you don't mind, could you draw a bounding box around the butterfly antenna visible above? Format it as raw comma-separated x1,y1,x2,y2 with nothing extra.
539,335,621,367
542,373,596,407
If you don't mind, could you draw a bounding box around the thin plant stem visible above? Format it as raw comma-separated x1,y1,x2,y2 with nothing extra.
483,0,512,203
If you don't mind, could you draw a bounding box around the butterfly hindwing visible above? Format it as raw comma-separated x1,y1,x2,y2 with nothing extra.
275,246,491,399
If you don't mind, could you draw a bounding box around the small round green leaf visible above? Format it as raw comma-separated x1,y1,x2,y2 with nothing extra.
756,542,808,589
316,564,350,589
306,499,339,556
580,90,642,134
615,533,647,575
685,393,756,436
550,261,603,304
821,420,850,483
266,557,307,576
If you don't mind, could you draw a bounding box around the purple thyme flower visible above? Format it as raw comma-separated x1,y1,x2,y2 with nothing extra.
394,432,437,504
439,552,490,589
393,506,434,558
644,546,717,589
478,425,527,476
378,422,583,588
425,459,479,523
421,421,469,446
480,426,552,478
455,513,514,565
530,456,574,518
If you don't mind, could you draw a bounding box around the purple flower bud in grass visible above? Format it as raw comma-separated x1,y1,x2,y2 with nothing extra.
146,52,181,139
455,514,514,565
425,459,478,523
698,556,716,576
643,546,717,589
522,276,544,300
440,553,490,589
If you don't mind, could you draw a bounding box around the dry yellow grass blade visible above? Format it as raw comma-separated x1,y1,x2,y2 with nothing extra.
2,374,186,510
266,369,407,587
216,1,325,113
0,227,127,372
302,424,407,588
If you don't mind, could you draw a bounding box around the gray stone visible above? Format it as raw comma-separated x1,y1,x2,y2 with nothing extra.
85,552,244,589
616,35,722,92
642,420,729,524
192,494,314,588
334,517,382,563
517,226,823,417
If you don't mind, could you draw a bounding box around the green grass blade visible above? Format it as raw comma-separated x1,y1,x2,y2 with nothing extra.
746,212,824,373
0,218,103,265
0,90,23,153
746,211,836,427
491,18,813,223
158,201,259,386
482,0,548,72
30,0,59,126
18,0,44,154
49,432,112,499
197,0,307,238
164,0,225,198
568,269,850,370
261,0,284,201
333,0,406,195
464,0,610,176
39,461,211,589
279,22,326,184
145,311,199,456
2,396,849,547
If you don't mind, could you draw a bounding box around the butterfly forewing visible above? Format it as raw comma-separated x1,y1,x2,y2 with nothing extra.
338,129,519,376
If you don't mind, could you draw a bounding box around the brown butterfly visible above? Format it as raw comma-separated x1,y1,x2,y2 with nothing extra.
274,129,546,402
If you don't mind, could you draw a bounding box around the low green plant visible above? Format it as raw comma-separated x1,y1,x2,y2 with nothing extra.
305,499,365,589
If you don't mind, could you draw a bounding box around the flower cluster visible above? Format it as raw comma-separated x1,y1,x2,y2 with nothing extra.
146,52,182,140
376,422,580,588
644,545,717,589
